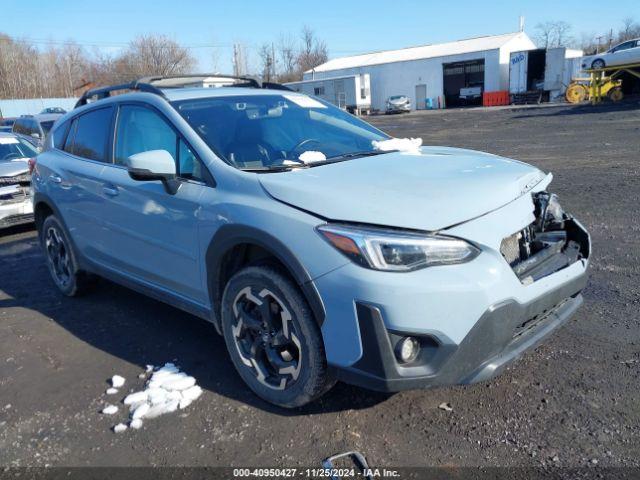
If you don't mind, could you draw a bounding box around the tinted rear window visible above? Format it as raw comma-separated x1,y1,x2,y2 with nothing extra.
68,107,113,162
12,119,30,135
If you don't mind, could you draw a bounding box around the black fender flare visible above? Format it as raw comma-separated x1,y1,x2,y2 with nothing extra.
205,224,326,331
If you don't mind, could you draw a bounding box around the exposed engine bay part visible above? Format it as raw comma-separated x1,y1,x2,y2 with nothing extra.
500,192,590,284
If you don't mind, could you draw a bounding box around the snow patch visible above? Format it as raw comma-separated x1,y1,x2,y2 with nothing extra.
110,375,125,388
298,151,327,163
372,137,423,154
130,418,143,430
102,363,202,433
113,423,127,433
102,405,118,415
106,388,118,395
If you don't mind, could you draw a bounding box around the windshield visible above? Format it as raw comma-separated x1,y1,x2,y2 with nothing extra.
0,137,38,161
172,94,389,170
389,96,406,101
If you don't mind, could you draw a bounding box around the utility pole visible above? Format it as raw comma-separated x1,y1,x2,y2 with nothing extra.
595,34,605,53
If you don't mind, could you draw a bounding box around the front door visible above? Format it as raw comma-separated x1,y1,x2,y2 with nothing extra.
97,104,209,304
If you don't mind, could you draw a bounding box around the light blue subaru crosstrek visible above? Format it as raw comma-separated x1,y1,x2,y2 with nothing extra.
32,75,590,407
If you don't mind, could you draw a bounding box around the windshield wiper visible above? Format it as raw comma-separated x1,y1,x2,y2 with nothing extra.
327,150,394,160
240,163,308,173
306,150,397,167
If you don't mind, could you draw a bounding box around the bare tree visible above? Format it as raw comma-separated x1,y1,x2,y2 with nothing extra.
276,34,298,83
618,17,640,42
554,21,573,47
534,21,573,48
257,42,276,82
296,26,328,76
118,34,195,79
534,21,556,48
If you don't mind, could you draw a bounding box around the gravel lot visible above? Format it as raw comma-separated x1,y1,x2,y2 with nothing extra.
1,102,639,469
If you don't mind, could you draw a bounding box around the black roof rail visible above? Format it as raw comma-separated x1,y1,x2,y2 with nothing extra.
74,74,292,109
75,81,166,108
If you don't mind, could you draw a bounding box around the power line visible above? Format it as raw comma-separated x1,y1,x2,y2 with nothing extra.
0,35,372,55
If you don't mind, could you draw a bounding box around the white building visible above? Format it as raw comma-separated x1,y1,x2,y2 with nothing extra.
303,32,536,110
284,74,372,115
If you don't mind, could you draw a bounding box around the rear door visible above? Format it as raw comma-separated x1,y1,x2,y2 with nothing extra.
97,103,209,304
52,107,115,258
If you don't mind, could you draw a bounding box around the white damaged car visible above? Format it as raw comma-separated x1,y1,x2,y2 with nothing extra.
0,132,38,229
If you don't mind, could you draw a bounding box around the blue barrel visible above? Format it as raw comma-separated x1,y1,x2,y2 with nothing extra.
425,98,434,109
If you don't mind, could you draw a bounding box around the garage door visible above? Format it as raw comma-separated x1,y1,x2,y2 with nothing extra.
443,59,485,108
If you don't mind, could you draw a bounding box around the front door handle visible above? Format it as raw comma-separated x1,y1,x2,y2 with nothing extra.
49,174,62,184
103,185,119,197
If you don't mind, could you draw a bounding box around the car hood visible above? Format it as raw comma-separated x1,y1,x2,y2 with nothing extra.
0,159,29,177
258,147,547,231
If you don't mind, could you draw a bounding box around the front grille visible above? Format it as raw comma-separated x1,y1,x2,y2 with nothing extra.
500,232,522,266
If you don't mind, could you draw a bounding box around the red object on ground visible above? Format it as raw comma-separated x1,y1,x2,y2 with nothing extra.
483,91,510,107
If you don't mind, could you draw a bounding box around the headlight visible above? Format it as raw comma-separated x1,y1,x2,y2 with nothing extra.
317,224,480,271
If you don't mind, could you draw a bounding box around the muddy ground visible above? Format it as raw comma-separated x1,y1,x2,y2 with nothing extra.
1,102,639,469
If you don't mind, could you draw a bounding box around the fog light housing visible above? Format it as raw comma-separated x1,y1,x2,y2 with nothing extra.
396,336,420,364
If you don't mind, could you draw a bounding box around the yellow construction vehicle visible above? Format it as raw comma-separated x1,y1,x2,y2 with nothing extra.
566,61,640,104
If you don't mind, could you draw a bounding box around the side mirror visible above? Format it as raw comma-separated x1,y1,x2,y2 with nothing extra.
126,150,180,194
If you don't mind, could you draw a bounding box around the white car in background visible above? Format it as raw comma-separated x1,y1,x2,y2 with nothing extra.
581,38,640,70
385,95,411,113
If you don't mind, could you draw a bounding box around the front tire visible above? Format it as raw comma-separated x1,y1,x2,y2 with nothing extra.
41,215,91,296
221,265,334,407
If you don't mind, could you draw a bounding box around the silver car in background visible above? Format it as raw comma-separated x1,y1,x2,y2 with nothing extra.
0,132,38,229
581,38,640,69
385,95,411,114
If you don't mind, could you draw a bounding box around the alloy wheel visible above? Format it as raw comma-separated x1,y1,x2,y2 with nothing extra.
45,226,71,288
231,286,302,390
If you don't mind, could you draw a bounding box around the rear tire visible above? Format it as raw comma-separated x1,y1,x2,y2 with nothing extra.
591,59,605,69
221,265,334,408
41,215,93,296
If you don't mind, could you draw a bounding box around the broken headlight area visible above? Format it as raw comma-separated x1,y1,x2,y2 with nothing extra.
500,192,590,284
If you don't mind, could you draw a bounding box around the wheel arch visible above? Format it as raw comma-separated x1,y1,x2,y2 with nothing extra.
206,224,326,334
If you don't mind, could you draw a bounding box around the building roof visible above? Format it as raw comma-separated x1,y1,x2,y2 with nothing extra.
307,32,531,73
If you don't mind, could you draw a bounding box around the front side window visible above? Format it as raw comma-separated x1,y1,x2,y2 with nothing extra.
611,41,634,53
67,107,113,161
172,94,388,171
115,105,206,181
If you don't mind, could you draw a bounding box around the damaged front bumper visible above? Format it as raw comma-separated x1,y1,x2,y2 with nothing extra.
315,188,590,391
335,272,586,391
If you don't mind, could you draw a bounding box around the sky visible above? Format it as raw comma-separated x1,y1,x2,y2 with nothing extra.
2,0,639,71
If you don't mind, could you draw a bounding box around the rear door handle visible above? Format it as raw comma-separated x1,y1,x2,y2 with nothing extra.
49,174,62,184
102,185,119,197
